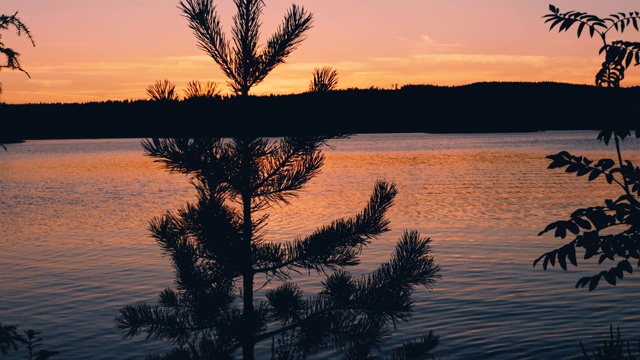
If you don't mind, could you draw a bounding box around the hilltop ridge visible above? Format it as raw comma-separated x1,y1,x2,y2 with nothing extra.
2,81,637,140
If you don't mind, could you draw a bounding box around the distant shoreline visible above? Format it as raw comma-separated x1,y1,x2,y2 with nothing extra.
0,138,26,144
3,81,637,140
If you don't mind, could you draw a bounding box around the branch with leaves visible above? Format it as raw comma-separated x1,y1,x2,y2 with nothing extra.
0,323,59,360
0,11,35,78
0,10,35,150
534,130,640,291
544,4,640,87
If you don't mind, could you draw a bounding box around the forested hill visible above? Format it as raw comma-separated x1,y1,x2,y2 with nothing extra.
2,81,639,140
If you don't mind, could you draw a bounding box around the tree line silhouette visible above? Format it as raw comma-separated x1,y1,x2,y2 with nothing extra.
3,81,640,142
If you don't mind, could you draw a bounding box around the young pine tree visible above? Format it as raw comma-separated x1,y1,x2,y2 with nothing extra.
183,80,221,100
308,67,339,93
115,137,440,360
146,79,180,102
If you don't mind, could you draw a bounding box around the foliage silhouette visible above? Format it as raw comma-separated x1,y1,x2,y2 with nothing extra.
0,323,59,359
581,325,640,360
308,67,338,93
533,130,640,290
146,79,180,102
0,11,35,96
0,11,34,150
0,323,22,355
178,0,313,97
543,4,640,87
115,137,441,360
535,5,640,291
183,79,221,100
22,330,59,360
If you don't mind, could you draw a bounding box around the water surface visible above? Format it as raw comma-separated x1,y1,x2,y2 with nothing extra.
2,132,640,359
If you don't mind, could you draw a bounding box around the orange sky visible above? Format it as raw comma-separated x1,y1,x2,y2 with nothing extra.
2,0,640,104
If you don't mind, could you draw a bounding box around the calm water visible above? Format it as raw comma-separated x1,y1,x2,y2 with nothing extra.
2,131,640,359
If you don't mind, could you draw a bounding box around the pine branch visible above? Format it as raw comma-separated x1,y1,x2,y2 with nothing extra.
255,230,440,357
115,302,192,344
178,0,236,85
253,180,397,277
0,323,22,355
259,4,313,81
295,180,396,270
390,331,440,360
344,230,440,325
252,136,331,210
230,0,263,92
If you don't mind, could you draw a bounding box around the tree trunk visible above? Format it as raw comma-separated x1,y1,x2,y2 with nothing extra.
242,201,255,360
242,272,255,360
241,143,255,360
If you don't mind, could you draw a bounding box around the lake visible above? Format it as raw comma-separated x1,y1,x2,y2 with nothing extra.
2,131,640,359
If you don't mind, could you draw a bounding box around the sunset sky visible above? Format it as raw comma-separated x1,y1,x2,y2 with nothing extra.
2,0,640,104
